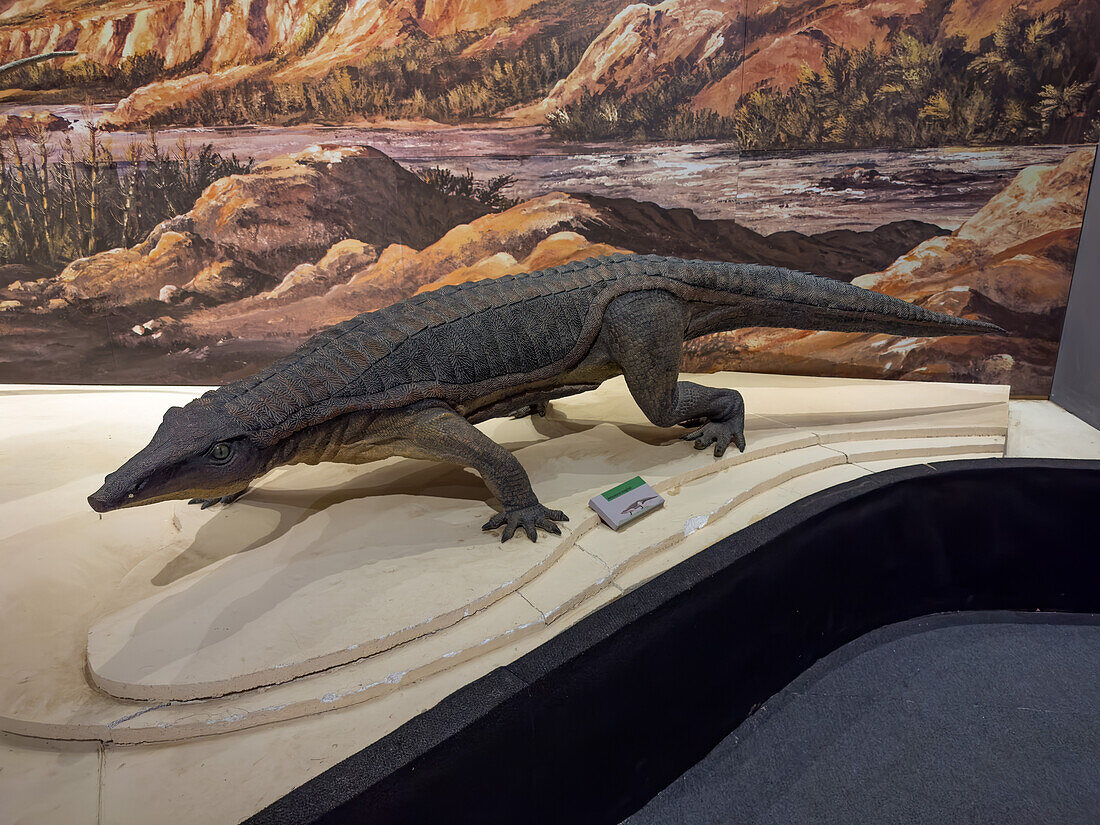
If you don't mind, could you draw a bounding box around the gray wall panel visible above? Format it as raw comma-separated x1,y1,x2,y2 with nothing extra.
1052,146,1100,426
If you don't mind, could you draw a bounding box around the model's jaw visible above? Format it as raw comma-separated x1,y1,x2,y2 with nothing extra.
87,467,185,512
87,483,198,512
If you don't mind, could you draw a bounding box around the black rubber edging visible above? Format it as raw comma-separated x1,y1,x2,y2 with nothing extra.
244,458,1100,825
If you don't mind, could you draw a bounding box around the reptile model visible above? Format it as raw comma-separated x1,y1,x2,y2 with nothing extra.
88,254,1002,541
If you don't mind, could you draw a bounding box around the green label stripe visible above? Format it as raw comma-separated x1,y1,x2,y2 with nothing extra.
602,476,646,501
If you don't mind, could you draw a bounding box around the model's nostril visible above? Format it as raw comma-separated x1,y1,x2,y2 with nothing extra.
88,483,120,513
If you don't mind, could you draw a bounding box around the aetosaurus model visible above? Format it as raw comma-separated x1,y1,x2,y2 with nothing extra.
89,255,1002,541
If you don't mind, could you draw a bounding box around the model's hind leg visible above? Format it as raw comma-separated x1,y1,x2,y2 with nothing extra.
368,401,567,542
603,290,746,457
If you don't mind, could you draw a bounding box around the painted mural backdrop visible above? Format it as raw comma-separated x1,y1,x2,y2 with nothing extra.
0,0,1096,395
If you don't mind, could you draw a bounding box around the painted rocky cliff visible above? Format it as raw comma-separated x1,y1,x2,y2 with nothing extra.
3,0,1096,139
532,0,1097,116
0,0,623,127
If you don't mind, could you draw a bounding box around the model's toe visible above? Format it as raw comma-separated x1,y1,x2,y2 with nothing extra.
683,421,746,458
190,489,248,510
486,503,569,543
482,512,507,531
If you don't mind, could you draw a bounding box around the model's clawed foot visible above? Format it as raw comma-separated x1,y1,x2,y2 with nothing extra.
189,488,248,509
681,419,747,457
482,503,569,542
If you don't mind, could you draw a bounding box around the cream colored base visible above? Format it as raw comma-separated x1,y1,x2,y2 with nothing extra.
7,373,1095,825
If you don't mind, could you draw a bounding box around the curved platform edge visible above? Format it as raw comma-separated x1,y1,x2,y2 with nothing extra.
243,458,1100,825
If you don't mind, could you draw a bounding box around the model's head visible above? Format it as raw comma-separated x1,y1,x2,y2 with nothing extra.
88,399,265,512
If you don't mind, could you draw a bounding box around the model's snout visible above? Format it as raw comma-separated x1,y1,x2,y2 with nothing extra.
88,488,115,513
88,475,147,512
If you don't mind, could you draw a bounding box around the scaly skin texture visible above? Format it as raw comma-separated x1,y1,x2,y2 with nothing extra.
89,254,1003,541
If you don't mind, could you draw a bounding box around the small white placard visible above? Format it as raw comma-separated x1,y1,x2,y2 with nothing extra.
588,476,664,529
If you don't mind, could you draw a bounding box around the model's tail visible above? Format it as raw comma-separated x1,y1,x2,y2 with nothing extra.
661,257,1006,337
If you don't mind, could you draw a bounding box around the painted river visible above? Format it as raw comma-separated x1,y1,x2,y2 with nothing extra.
2,104,1088,234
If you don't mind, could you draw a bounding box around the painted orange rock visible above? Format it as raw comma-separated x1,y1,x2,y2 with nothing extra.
684,148,1096,395
58,144,487,303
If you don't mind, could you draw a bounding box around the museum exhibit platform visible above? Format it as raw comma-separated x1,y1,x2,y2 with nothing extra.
1,372,1098,824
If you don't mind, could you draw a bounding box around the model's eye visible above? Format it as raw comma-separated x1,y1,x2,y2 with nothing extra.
211,443,232,461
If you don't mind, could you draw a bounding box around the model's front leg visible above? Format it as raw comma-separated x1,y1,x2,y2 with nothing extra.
604,290,746,457
371,402,567,542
